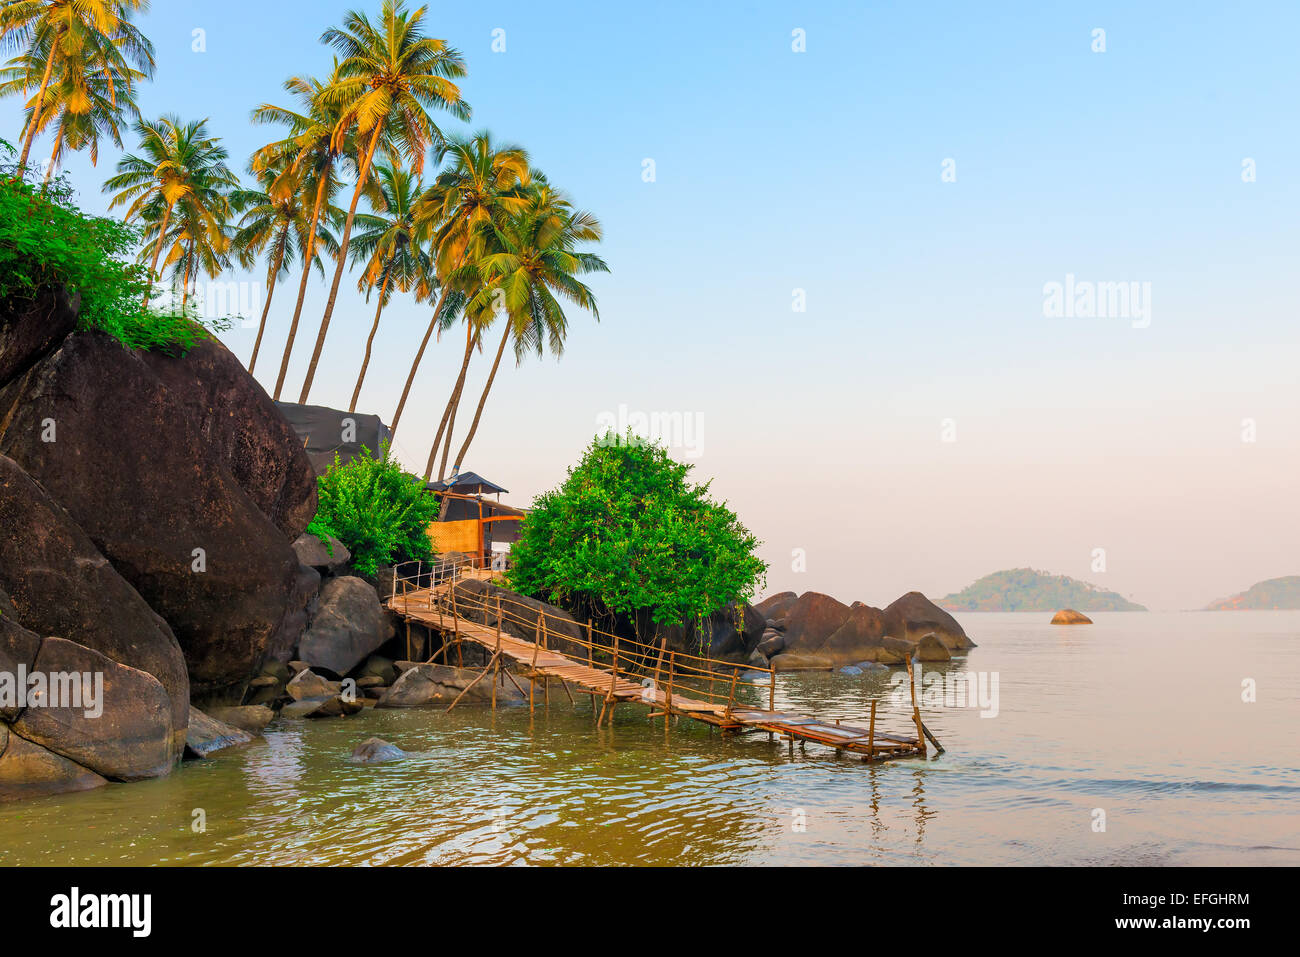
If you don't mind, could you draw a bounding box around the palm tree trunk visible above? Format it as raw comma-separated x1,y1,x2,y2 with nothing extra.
421,324,476,481
17,48,58,170
349,273,390,412
43,125,64,184
297,125,382,404
436,391,460,481
142,201,173,309
273,168,329,400
451,322,510,475
248,242,285,374
389,247,469,437
181,242,195,312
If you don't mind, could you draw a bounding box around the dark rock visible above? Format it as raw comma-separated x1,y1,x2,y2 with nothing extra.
818,604,887,663
0,599,41,723
658,601,766,663
0,286,79,387
0,454,188,756
349,737,408,764
292,533,351,574
756,631,786,658
451,579,589,659
296,576,387,675
0,725,107,802
206,705,274,733
303,695,363,718
747,649,770,669
839,665,863,675
140,339,317,539
11,637,174,780
0,332,314,702
184,706,254,758
882,592,975,651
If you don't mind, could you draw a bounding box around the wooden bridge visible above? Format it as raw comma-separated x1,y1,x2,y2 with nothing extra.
386,561,939,763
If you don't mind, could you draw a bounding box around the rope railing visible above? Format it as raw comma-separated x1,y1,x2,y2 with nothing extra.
390,562,777,714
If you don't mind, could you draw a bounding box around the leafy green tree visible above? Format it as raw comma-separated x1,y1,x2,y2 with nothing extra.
508,435,767,635
306,444,438,577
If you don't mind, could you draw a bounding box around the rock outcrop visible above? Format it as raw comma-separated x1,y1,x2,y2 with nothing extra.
757,589,975,668
0,331,316,702
377,662,533,708
1051,608,1093,625
0,290,319,800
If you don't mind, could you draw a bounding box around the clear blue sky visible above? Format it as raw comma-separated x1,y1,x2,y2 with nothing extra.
6,1,1298,610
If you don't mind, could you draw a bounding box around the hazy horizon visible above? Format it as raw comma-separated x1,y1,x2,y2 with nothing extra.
8,1,1297,612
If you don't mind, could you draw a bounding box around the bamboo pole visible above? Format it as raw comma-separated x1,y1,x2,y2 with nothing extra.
906,655,925,755
867,699,877,762
445,651,501,712
665,652,675,730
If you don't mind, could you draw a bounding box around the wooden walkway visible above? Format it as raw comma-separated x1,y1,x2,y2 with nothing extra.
386,569,934,763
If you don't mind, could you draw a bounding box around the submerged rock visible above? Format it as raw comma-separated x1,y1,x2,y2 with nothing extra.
1051,608,1093,625
915,634,952,662
206,705,274,733
0,726,107,802
770,654,835,672
349,737,409,764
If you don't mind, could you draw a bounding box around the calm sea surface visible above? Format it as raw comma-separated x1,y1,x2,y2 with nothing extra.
0,611,1296,866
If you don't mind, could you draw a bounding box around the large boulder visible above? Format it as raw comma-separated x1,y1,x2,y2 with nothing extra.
754,591,798,620
140,340,317,539
0,454,188,753
882,592,975,651
292,533,351,574
0,725,107,802
10,636,175,780
779,592,853,654
0,331,317,701
296,575,388,675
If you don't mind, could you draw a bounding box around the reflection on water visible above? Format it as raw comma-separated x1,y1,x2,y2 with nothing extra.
0,611,1297,866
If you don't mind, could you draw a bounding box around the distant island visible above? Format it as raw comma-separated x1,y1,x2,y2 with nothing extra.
1206,576,1300,610
939,568,1147,612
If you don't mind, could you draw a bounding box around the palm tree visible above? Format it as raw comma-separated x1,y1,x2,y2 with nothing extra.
295,0,469,405
0,44,143,181
346,161,430,411
444,182,607,479
251,67,354,399
103,115,239,308
230,165,340,373
390,131,530,444
0,0,154,170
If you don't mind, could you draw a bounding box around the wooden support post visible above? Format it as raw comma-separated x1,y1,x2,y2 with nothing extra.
726,666,739,718
530,618,540,714
906,655,926,755
768,665,776,713
541,619,550,709
587,618,598,722
867,699,877,763
665,652,675,730
445,651,501,713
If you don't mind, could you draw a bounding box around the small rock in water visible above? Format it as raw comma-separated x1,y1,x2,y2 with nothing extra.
838,665,863,676
350,737,409,764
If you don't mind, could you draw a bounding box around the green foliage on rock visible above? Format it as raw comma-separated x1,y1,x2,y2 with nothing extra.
939,567,1147,612
0,140,219,353
507,433,768,631
306,444,438,577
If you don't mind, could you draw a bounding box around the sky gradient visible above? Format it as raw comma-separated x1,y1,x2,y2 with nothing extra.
6,0,1297,611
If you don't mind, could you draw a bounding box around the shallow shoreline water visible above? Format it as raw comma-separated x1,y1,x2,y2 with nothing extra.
1,611,1296,866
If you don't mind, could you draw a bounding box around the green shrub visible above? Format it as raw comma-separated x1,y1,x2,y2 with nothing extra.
508,433,768,633
306,444,439,577
0,140,222,353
